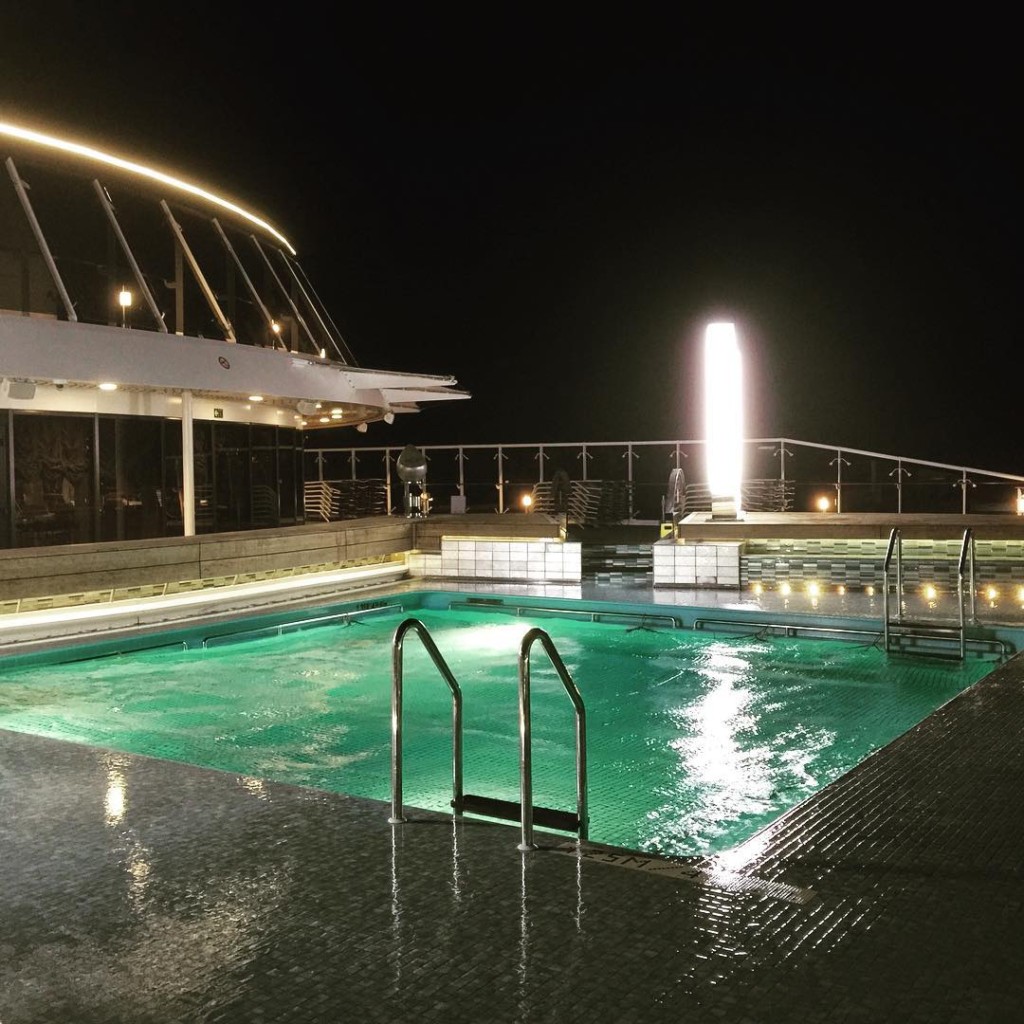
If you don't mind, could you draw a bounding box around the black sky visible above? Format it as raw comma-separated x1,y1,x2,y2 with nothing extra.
3,11,1020,469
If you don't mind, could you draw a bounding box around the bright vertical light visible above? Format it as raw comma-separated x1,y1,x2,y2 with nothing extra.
704,322,743,509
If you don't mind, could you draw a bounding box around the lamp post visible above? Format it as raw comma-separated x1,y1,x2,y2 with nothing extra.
118,286,133,328
704,321,744,520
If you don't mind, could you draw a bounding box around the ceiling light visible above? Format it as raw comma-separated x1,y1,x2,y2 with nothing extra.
356,422,368,433
98,382,118,391
248,394,264,402
383,411,395,425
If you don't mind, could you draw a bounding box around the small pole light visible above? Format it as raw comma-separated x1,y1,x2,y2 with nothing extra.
118,286,133,327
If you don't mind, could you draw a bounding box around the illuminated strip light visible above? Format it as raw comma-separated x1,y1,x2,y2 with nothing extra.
0,120,297,256
0,562,406,634
704,321,744,512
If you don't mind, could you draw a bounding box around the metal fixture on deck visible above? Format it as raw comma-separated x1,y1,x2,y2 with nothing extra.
389,618,588,849
883,527,978,659
395,444,431,518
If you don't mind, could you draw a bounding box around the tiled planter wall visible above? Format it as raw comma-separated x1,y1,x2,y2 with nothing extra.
411,536,582,582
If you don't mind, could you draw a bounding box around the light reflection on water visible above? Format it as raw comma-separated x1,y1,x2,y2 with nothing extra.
0,608,988,858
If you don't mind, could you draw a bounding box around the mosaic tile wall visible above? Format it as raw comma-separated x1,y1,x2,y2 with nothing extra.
739,539,1024,588
577,540,1024,590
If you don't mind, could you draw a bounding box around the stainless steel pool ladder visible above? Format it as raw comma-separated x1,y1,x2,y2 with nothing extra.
882,527,976,659
389,618,588,851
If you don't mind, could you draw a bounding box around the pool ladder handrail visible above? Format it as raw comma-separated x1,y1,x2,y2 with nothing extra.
389,618,464,825
389,618,588,850
515,626,589,851
956,527,977,660
883,527,976,658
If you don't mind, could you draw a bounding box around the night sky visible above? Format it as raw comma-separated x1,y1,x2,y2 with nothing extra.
3,13,1020,470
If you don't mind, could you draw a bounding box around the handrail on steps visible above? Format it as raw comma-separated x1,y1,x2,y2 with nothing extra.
517,626,588,851
389,618,464,825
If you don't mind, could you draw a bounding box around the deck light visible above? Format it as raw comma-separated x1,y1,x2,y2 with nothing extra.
704,322,743,519
1017,488,1024,515
118,286,132,328
924,584,937,601
986,585,998,602
522,493,534,511
807,581,821,597
779,581,792,596
837,585,846,595
815,495,830,512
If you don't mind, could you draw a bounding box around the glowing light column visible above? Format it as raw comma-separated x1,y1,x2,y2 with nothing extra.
704,322,744,520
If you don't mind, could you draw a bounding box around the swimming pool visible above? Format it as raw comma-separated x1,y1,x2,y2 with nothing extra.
0,592,996,857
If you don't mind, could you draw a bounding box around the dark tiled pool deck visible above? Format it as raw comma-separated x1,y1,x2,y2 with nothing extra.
2,578,1023,1022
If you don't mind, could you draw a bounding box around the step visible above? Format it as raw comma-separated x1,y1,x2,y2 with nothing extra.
460,793,581,834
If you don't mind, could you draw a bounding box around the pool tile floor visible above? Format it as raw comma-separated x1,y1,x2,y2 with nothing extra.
2,577,1024,1022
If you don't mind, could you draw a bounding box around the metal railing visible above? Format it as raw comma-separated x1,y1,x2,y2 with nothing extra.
389,618,464,825
516,627,588,851
389,618,588,850
882,527,903,646
883,527,978,659
305,437,1024,522
957,528,978,659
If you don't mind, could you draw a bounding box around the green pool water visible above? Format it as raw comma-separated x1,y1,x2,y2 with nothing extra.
0,606,991,856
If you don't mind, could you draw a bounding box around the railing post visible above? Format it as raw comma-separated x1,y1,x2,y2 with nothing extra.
889,461,910,514
456,447,467,502
830,450,850,514
496,446,505,513
626,444,635,522
385,448,393,515
959,470,974,515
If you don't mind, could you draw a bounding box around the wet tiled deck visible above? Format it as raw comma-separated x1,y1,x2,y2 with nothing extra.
2,574,1023,1022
